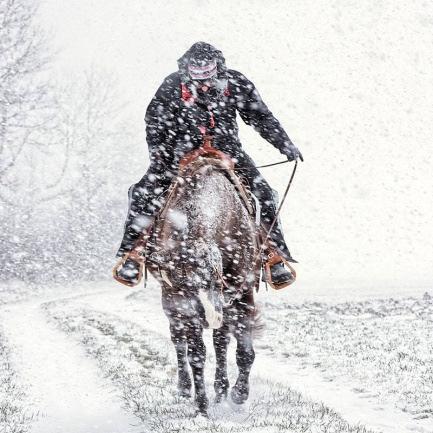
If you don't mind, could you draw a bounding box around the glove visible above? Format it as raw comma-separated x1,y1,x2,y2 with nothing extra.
282,142,304,162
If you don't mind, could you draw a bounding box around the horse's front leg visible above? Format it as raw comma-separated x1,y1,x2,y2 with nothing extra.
213,323,230,402
186,321,208,415
169,319,192,398
231,310,255,405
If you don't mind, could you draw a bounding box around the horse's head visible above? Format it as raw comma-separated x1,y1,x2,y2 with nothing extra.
151,222,224,328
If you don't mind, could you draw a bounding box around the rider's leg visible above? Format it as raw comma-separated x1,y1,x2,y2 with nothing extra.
232,151,296,263
116,161,175,258
114,162,176,285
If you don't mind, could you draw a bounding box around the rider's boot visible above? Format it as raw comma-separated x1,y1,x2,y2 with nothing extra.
270,261,294,285
113,231,149,286
114,231,153,287
261,218,297,287
115,257,142,284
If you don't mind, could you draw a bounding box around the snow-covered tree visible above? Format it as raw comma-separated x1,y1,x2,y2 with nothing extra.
0,0,52,203
0,1,140,283
48,69,135,280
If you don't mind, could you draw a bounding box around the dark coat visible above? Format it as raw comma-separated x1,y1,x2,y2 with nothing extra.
145,43,295,169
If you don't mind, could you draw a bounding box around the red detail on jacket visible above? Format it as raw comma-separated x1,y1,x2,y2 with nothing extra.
209,111,215,128
180,82,229,133
181,83,194,102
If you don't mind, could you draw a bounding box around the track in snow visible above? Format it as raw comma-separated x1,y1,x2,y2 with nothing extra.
1,301,141,433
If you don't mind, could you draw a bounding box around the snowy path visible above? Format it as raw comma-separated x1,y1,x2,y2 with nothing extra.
1,300,141,433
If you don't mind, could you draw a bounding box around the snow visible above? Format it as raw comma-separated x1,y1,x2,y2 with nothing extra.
1,0,433,431
119,282,433,431
1,300,141,433
5,280,424,432
1,280,432,431
253,349,430,433
39,284,375,432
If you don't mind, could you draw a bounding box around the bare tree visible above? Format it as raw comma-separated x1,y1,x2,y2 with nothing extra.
0,67,139,282
24,68,140,282
0,2,139,283
54,68,133,209
0,0,52,204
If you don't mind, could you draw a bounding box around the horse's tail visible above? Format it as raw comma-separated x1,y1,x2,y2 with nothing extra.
251,303,265,339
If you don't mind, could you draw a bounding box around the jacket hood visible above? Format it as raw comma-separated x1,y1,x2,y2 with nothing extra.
177,42,227,83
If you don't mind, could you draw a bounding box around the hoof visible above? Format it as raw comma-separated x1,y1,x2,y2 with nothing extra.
195,408,209,418
214,390,227,404
178,387,192,399
214,378,229,404
196,394,209,416
230,385,249,405
178,373,192,398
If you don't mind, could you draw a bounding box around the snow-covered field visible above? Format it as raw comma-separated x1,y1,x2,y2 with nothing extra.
260,294,433,420
0,281,432,433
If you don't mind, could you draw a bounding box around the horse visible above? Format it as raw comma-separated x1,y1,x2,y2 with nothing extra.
145,137,261,416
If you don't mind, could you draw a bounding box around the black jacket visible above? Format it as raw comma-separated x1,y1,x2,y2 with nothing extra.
145,43,295,168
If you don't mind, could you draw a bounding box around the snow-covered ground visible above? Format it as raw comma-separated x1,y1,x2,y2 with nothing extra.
2,301,140,433
0,325,35,433
0,280,432,433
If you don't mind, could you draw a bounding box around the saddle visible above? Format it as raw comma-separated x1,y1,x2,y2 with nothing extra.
113,136,296,290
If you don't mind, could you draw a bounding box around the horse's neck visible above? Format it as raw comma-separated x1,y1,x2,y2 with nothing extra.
184,173,231,234
160,171,242,248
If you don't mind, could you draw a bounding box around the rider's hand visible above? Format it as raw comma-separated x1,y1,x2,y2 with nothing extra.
282,142,304,162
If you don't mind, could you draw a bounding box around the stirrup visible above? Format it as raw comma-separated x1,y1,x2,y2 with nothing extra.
112,249,145,287
113,229,151,287
263,250,296,290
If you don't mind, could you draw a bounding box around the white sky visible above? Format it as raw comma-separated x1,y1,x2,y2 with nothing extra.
37,0,433,292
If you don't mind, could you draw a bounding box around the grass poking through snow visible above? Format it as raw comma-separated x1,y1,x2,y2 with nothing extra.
0,327,35,433
260,293,433,419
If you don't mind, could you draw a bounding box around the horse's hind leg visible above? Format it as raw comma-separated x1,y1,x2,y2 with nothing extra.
231,314,255,405
169,320,192,398
213,324,230,403
186,322,208,415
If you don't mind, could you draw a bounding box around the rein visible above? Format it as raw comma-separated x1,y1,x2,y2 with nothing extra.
239,159,290,170
219,155,299,249
212,260,262,307
252,160,299,281
212,158,290,172
264,160,298,243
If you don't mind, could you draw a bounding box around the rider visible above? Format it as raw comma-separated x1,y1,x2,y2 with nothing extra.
115,42,303,285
